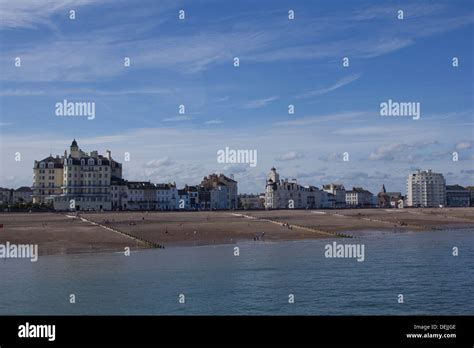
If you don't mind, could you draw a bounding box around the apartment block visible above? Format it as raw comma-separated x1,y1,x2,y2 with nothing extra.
406,169,446,207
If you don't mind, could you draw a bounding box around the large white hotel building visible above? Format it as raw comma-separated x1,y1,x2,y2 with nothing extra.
406,169,446,207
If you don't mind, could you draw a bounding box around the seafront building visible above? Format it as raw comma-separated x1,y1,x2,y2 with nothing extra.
200,174,238,209
155,183,178,210
264,167,330,209
467,186,474,207
52,140,122,211
32,155,64,204
0,142,468,211
345,187,374,207
446,185,470,207
406,169,446,207
127,181,157,210
322,184,346,208
377,185,404,208
0,186,33,205
239,194,265,209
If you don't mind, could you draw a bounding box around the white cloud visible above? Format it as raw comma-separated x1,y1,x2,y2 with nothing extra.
275,112,366,127
144,157,175,169
243,95,279,109
163,116,193,122
205,119,223,125
296,74,361,99
0,0,100,29
275,151,304,161
368,141,440,162
456,142,472,150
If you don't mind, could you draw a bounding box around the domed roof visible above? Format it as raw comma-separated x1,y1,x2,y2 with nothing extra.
71,139,78,147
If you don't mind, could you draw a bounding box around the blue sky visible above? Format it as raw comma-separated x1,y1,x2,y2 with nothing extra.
0,0,473,194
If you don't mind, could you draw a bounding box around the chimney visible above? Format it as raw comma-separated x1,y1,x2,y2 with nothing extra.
106,150,111,159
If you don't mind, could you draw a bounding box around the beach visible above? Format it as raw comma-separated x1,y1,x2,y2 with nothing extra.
0,208,473,255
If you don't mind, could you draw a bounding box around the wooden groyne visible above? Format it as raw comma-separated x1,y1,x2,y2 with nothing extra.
230,213,354,238
67,214,164,249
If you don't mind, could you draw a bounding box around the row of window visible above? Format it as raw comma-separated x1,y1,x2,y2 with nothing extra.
66,189,109,194
35,176,55,181
66,181,107,186
38,162,56,169
66,166,108,171
65,158,104,166
66,173,108,178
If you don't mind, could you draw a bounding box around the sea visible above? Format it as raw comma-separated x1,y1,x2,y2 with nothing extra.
0,229,472,315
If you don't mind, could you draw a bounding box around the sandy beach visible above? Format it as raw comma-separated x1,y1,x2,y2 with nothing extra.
0,208,472,255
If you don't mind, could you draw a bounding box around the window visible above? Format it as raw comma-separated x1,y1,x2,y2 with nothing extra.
98,159,102,165
39,162,45,169
81,159,85,165
88,158,94,165
48,162,54,169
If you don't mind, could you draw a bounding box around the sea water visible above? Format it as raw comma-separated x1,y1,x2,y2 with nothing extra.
0,229,472,315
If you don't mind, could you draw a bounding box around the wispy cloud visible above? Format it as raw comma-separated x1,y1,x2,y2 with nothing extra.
0,87,173,97
204,119,223,125
275,112,366,127
296,74,361,99
275,151,304,162
144,157,175,169
0,0,100,29
0,89,46,96
243,95,279,109
368,141,440,162
163,116,193,122
456,142,472,151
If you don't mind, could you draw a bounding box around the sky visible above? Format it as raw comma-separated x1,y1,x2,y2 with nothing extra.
0,0,473,194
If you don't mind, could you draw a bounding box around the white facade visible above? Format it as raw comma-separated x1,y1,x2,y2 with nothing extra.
265,167,326,209
406,170,446,207
52,140,123,211
126,182,156,210
345,188,374,207
200,174,238,209
155,183,178,210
